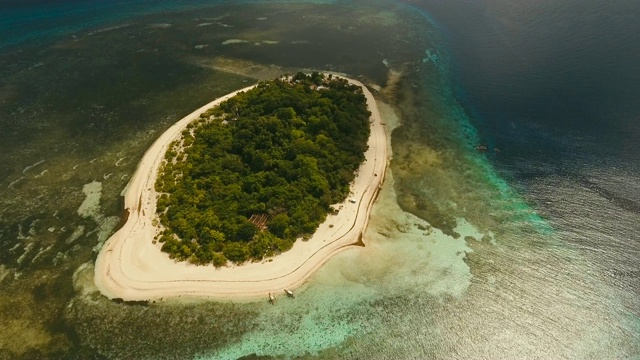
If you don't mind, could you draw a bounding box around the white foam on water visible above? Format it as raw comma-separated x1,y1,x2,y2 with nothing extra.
149,23,172,29
31,244,54,264
17,225,30,240
28,219,40,236
8,177,25,189
115,157,127,166
17,243,35,265
33,169,49,179
22,160,45,174
52,252,68,266
222,39,248,45
0,265,10,283
87,23,132,36
65,226,85,245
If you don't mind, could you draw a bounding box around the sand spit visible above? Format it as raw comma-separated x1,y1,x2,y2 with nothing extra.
94,76,387,301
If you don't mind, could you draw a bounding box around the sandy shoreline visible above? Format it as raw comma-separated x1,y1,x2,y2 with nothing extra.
94,75,387,301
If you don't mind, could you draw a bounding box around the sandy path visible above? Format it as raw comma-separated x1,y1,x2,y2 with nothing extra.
94,76,387,301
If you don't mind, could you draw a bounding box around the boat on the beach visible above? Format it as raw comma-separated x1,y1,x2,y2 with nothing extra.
284,289,294,298
269,292,276,304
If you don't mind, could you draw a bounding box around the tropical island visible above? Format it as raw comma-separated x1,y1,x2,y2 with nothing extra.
94,73,387,301
155,72,371,266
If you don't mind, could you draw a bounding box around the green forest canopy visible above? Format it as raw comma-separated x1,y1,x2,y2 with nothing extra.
155,72,371,266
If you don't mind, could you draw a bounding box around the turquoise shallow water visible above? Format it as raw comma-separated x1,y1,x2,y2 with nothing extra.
203,171,478,359
0,0,638,358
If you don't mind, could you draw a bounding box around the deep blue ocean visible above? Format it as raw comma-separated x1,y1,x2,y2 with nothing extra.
422,1,640,243
426,0,640,291
0,0,638,358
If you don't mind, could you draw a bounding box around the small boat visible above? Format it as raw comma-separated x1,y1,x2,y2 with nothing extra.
284,289,294,298
269,292,276,304
475,145,488,151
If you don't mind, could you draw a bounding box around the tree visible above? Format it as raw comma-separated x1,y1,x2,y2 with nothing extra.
155,73,371,264
212,252,227,267
237,220,258,242
268,213,290,239
249,231,279,259
223,242,250,264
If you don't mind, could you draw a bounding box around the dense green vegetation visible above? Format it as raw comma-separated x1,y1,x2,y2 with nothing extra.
155,72,371,265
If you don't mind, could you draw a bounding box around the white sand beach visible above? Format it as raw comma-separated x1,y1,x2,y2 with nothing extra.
94,75,388,301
